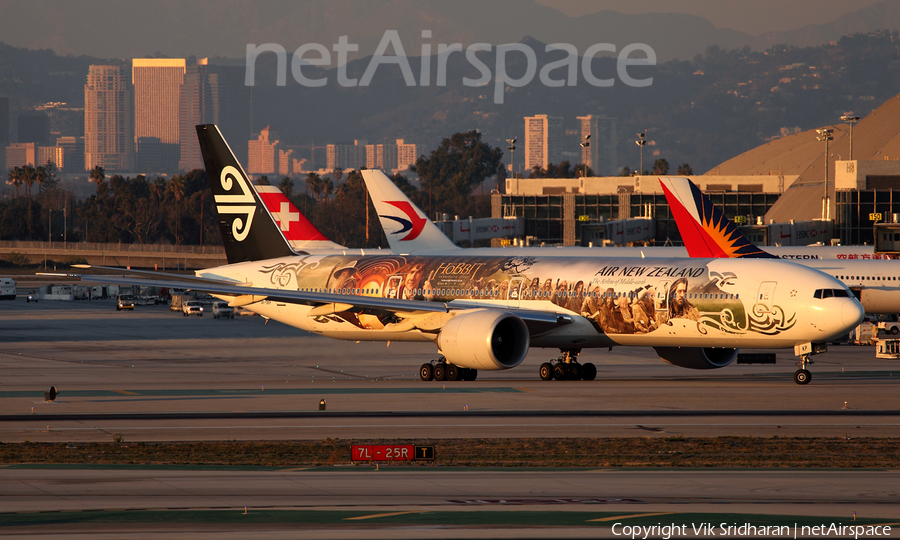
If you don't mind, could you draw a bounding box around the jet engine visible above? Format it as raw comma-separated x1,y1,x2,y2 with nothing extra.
653,347,738,370
436,309,530,370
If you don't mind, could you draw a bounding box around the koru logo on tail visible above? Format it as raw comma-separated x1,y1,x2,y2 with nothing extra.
214,166,256,241
379,201,426,241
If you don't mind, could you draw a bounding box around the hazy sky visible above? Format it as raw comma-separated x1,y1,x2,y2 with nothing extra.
536,0,886,34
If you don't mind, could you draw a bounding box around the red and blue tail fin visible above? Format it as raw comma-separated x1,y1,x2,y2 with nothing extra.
659,177,776,259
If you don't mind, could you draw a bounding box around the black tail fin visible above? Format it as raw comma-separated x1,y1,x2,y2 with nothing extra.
196,124,295,264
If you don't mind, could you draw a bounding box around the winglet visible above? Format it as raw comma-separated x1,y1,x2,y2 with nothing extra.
361,169,459,253
659,177,777,259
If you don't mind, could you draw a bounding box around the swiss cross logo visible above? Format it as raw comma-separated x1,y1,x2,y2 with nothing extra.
273,202,300,232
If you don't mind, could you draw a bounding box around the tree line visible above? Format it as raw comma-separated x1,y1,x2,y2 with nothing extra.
0,131,507,249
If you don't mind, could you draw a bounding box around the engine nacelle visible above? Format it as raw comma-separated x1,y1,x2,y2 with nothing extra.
653,347,738,370
436,309,530,370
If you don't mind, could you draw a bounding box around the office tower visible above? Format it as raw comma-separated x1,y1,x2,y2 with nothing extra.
178,59,251,171
396,139,417,171
524,114,563,172
132,58,185,171
84,65,134,171
379,143,398,171
577,115,617,176
248,126,279,174
326,140,367,170
37,146,65,169
56,136,85,172
278,148,294,176
5,143,37,169
17,112,50,146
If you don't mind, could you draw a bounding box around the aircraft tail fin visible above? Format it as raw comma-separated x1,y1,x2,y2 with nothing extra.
659,176,777,259
361,169,459,253
254,185,346,251
196,124,296,264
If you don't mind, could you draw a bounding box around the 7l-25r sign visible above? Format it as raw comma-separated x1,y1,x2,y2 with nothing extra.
351,444,435,461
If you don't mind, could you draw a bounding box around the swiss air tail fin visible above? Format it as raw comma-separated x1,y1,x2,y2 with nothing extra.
659,176,777,259
360,169,459,253
196,124,295,264
255,185,346,251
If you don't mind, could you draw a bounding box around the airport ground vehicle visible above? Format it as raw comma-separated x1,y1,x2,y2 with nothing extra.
0,278,16,300
182,300,203,317
67,125,863,385
116,294,135,310
212,301,234,319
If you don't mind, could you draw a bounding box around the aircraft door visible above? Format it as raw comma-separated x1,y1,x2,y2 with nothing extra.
507,277,524,308
756,281,777,312
384,275,403,299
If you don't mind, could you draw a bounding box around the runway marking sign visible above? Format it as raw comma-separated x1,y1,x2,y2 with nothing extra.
351,444,435,461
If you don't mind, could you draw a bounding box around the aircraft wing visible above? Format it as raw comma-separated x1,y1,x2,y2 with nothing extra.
49,266,570,334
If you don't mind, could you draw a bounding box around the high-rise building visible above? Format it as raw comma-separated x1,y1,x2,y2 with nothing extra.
524,114,563,172
247,126,279,174
379,144,398,171
5,142,37,169
178,59,251,171
17,112,50,146
132,58,185,171
396,139,417,170
84,65,134,171
577,115,617,176
326,140,367,170
278,148,294,176
37,146,65,170
56,136,85,172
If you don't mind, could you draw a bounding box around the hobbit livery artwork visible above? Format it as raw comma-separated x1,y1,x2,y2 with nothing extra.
62,125,864,386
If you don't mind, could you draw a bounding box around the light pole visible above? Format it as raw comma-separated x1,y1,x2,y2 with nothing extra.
635,132,647,175
506,137,517,178
840,114,860,161
817,127,834,220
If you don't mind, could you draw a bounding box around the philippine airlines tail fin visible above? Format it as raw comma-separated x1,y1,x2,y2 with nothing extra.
361,169,459,253
659,177,777,259
255,185,346,251
196,124,295,264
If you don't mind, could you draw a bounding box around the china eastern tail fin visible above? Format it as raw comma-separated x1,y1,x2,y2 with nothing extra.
196,124,295,264
659,176,777,259
361,169,459,253
255,185,346,251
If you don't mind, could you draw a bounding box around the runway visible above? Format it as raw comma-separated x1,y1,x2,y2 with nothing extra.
1,299,899,537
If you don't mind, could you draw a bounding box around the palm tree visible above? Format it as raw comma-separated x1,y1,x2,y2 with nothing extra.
167,176,185,245
89,165,105,184
279,177,294,198
21,165,36,199
305,172,322,200
7,167,23,199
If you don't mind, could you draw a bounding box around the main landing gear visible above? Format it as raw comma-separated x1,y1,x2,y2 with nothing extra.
794,354,813,385
539,349,596,381
419,358,477,382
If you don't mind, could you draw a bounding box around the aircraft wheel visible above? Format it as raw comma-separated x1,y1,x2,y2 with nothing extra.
539,363,553,381
552,364,567,381
581,362,597,381
569,363,583,380
793,369,811,385
419,363,434,382
433,363,447,381
446,364,460,382
465,369,477,381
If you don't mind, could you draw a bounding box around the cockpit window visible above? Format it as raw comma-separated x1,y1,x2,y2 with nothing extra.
813,289,850,299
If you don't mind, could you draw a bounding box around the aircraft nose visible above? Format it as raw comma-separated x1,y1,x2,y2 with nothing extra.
842,299,865,328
